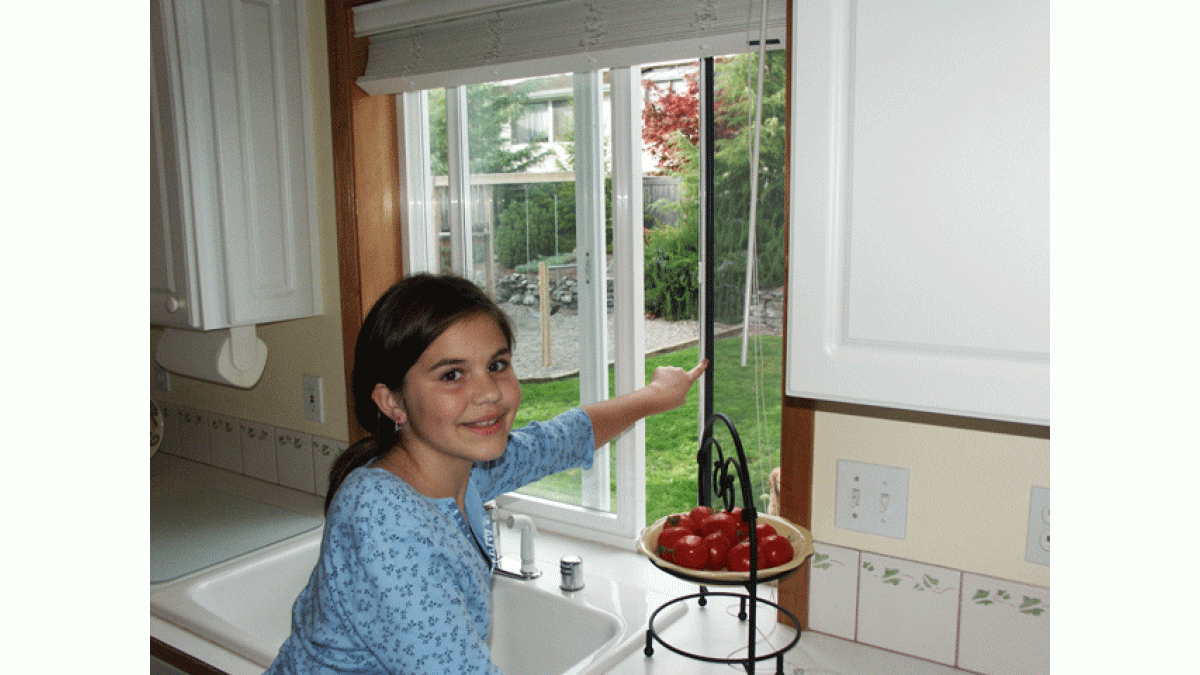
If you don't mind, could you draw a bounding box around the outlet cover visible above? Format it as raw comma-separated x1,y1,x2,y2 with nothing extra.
835,459,909,539
1025,486,1050,566
304,375,324,423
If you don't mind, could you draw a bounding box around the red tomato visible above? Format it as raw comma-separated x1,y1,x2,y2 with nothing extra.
665,512,697,532
655,526,691,562
689,505,713,523
726,541,767,572
702,531,731,571
761,534,794,568
673,534,707,570
699,512,739,543
726,541,752,572
754,522,777,542
726,507,750,540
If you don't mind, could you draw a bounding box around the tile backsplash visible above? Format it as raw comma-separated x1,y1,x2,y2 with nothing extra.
808,542,1049,675
155,402,347,498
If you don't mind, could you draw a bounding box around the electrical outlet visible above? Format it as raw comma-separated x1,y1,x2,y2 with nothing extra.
835,459,909,539
1025,486,1050,566
304,375,324,423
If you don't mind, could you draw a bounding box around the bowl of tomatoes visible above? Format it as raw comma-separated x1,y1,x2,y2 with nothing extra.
637,506,815,585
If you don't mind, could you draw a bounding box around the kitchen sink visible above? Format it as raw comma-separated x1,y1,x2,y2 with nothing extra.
151,527,679,674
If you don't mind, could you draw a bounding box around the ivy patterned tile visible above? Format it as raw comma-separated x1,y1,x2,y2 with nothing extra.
958,573,1049,675
312,436,347,497
156,403,185,457
207,415,244,473
807,542,860,640
240,420,277,483
276,429,315,493
176,407,211,465
857,553,960,666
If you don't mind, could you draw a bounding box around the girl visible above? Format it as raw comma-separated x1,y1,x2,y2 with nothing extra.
267,273,706,674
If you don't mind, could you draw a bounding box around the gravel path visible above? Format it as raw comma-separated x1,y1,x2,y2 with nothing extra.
503,307,703,380
502,307,777,381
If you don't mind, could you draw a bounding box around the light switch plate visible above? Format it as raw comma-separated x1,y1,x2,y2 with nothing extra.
835,459,909,539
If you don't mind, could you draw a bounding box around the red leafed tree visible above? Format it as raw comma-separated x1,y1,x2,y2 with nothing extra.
642,68,736,174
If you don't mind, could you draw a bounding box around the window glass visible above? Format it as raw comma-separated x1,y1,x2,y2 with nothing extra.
427,74,616,512
641,53,788,523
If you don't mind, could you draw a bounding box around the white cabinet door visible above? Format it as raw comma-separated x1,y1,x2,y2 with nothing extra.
786,0,1049,425
150,0,320,330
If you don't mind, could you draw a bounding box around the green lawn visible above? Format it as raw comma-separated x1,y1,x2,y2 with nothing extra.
514,335,782,524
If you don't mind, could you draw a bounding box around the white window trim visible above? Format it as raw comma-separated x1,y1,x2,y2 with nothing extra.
398,90,438,273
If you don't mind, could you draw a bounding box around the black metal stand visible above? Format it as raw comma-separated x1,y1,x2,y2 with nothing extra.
642,413,802,675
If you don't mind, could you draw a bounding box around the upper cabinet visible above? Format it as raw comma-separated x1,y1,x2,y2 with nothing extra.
786,0,1049,425
151,0,321,330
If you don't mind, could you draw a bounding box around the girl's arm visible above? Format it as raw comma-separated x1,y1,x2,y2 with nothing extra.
580,360,707,448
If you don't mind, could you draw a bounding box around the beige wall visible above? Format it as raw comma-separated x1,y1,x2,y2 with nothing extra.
811,404,1050,587
150,0,348,443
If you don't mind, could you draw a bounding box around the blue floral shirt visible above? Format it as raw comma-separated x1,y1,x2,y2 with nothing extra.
265,408,594,674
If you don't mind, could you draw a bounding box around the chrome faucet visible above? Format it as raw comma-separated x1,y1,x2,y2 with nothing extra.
491,511,541,580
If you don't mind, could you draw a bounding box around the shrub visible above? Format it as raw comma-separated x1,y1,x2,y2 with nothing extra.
644,218,700,320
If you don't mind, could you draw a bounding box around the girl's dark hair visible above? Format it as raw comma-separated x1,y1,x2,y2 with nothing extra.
324,273,515,512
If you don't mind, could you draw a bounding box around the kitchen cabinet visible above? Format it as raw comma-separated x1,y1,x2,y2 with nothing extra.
786,0,1049,425
151,0,320,330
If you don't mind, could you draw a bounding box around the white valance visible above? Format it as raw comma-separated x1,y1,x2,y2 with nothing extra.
354,0,785,95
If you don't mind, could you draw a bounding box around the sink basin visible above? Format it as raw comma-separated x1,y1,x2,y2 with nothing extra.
151,528,656,674
489,573,620,675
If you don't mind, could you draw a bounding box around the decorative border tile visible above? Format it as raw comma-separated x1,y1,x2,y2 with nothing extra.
807,542,859,640
152,402,348,498
857,553,960,666
240,420,277,483
207,414,244,474
312,436,347,497
958,573,1050,675
177,407,211,465
276,429,315,493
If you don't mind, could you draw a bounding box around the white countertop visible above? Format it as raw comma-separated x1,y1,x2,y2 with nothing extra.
150,455,963,675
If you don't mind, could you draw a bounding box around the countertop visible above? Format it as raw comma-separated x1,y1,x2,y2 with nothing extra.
150,455,964,675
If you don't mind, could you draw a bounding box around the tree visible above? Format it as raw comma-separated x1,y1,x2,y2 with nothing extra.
641,52,789,322
428,82,553,176
642,70,737,174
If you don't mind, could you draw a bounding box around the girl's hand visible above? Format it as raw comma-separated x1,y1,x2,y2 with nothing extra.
582,359,708,448
646,360,708,414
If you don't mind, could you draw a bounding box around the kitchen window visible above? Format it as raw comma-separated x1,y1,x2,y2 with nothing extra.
394,49,787,548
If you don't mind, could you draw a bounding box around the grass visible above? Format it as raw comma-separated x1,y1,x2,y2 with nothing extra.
513,334,782,525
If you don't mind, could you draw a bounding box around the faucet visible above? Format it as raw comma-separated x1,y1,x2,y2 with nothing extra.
492,512,541,579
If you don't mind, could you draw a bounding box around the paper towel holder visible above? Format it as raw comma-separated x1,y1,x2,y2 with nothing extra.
154,324,268,389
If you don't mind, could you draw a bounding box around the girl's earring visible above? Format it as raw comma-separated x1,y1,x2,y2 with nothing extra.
395,418,404,432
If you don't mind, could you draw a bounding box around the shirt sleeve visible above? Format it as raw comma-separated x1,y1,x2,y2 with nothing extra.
319,477,501,675
475,407,595,502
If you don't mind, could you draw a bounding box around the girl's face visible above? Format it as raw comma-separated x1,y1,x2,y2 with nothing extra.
393,312,522,470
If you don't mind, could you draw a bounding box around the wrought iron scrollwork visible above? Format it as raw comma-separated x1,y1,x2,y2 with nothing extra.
647,412,800,675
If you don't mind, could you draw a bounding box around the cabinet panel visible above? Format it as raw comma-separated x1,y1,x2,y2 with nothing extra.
151,0,201,328
151,0,320,330
786,0,1049,424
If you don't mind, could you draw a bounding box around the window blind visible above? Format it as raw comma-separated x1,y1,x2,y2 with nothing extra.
354,0,785,95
